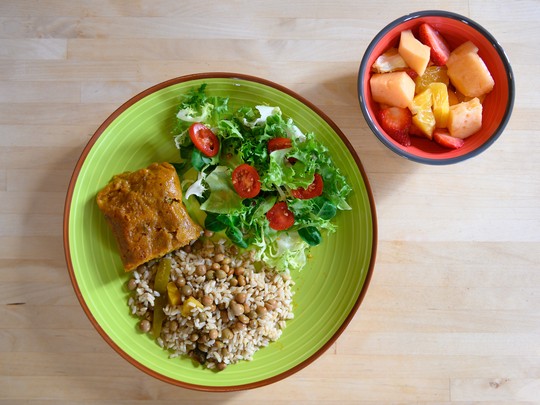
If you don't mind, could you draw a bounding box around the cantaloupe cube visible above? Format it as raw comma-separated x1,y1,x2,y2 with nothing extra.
370,71,416,108
447,41,495,98
451,41,478,57
447,97,483,139
429,82,450,128
398,29,431,76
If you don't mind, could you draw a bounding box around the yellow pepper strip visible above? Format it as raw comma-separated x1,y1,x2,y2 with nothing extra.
181,296,204,317
167,281,181,306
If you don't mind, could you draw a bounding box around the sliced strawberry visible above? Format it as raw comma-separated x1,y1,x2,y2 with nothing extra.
378,106,412,146
433,129,465,149
418,23,451,66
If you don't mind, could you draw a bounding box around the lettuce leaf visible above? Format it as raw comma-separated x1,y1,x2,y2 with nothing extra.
199,166,243,214
172,84,352,273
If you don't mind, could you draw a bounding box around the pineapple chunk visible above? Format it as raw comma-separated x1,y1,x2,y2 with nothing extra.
430,82,450,128
370,71,416,108
447,41,494,98
447,97,483,139
398,29,431,76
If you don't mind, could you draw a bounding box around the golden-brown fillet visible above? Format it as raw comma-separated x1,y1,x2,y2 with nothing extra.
96,162,202,271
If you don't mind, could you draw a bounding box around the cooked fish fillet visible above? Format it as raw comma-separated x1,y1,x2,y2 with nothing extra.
96,162,202,271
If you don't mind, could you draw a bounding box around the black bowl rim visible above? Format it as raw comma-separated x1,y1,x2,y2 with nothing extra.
357,10,515,165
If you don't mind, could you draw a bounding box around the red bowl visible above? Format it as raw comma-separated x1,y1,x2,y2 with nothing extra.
358,10,514,164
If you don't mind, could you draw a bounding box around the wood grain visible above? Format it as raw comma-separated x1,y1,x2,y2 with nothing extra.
1,0,539,403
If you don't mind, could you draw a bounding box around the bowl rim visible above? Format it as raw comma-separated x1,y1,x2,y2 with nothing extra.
63,72,378,391
357,9,515,165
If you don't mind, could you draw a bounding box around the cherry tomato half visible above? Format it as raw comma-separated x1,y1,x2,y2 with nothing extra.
268,137,297,164
268,137,292,153
291,173,324,199
266,201,295,231
232,164,261,199
189,122,220,157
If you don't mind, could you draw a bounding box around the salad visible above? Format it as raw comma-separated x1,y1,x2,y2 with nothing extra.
172,84,352,272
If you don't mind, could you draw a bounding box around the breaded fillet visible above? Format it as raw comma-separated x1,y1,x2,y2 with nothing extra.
96,162,202,271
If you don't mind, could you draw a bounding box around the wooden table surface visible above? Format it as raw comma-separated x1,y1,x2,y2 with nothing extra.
1,0,539,403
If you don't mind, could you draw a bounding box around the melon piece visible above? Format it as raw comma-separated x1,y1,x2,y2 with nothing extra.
447,97,483,139
398,29,431,76
451,40,479,57
370,71,416,108
447,41,495,98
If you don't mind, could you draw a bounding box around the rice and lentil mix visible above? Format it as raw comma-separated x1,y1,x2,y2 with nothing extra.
127,234,294,370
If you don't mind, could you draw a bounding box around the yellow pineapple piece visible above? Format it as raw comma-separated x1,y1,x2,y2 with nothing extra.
398,29,431,76
429,82,450,128
447,41,494,98
447,97,483,139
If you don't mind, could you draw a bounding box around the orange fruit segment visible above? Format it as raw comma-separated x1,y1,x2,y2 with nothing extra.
414,66,449,94
412,109,436,139
430,82,450,128
409,88,432,115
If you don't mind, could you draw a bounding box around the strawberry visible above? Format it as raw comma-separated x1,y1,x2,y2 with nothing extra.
433,128,465,149
418,23,451,66
378,106,412,146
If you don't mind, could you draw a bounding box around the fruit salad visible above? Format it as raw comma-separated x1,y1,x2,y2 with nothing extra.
369,23,495,149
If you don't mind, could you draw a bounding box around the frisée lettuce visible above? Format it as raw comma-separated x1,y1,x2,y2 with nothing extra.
172,84,352,272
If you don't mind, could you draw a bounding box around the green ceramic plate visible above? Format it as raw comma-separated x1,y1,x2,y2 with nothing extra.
64,73,377,391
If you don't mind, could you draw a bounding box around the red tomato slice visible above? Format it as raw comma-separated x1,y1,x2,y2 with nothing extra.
266,201,295,231
232,164,261,198
189,122,220,157
291,173,324,199
268,137,297,164
268,137,292,153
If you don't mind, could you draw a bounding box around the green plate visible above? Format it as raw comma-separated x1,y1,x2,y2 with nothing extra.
64,73,377,391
